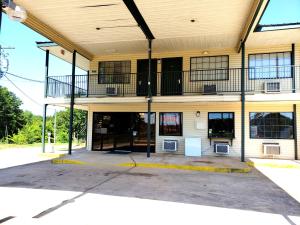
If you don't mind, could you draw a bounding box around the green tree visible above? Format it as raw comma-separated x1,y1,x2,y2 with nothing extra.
10,112,43,144
0,86,25,141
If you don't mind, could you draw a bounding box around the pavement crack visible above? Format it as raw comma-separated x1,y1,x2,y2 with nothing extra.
32,156,137,219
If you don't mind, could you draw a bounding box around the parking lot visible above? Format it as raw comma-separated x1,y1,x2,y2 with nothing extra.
0,149,300,225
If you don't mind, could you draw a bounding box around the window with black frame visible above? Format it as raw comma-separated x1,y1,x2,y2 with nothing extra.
250,112,294,139
159,112,182,136
249,52,291,79
98,61,131,84
208,112,234,138
190,55,229,81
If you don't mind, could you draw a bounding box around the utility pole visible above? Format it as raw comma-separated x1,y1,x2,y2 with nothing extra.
5,124,8,144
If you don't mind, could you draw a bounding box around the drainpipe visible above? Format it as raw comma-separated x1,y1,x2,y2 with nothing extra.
292,44,295,93
294,104,298,160
42,49,49,153
241,41,246,162
68,50,77,155
147,39,152,158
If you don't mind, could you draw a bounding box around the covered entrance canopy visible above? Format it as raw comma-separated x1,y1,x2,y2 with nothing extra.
11,0,287,57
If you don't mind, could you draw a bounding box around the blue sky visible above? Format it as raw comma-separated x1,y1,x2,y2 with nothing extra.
260,0,300,25
0,14,85,115
0,0,300,115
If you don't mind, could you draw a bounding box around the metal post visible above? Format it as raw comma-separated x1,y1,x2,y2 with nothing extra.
294,104,298,160
42,49,50,153
68,50,77,155
86,70,89,97
0,0,2,34
241,41,245,162
44,50,50,98
292,44,295,93
42,104,48,153
147,39,152,158
54,109,57,144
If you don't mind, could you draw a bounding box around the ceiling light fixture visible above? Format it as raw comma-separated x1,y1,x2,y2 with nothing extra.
190,19,196,23
203,51,208,55
2,0,27,22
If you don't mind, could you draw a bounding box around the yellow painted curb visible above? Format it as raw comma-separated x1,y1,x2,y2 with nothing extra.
39,153,66,158
247,161,300,169
51,159,91,165
118,162,251,173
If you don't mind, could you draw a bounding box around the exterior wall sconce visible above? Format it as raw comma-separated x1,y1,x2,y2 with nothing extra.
157,59,161,64
2,0,27,22
196,111,200,117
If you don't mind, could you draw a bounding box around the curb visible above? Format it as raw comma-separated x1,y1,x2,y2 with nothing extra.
118,162,251,173
246,161,300,169
39,153,66,158
51,159,91,165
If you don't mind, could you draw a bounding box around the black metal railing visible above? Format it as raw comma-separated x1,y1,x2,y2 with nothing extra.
47,75,88,97
46,66,300,98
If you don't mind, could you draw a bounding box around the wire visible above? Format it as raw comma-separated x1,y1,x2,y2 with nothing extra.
6,72,44,83
4,74,43,107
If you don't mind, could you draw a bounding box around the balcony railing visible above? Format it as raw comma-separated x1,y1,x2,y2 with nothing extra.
46,66,300,98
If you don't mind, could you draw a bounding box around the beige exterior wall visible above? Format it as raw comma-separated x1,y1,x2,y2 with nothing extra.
85,102,298,159
82,44,300,159
245,102,295,159
88,44,299,95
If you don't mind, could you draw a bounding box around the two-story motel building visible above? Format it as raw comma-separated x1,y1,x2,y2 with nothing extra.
6,0,300,161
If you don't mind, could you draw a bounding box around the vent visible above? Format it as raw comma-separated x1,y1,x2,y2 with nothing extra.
214,143,229,154
203,84,217,94
263,143,280,155
106,87,118,96
264,82,280,93
163,140,178,152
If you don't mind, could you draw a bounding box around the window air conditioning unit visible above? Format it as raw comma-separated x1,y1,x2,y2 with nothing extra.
264,82,280,93
263,143,280,155
106,87,118,96
203,84,217,94
214,143,230,154
163,140,178,152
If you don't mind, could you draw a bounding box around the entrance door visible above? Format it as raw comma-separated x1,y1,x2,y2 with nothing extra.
136,59,157,96
161,57,183,95
132,113,155,152
92,112,155,153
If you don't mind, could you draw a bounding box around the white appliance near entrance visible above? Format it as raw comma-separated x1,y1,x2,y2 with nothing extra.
185,137,201,156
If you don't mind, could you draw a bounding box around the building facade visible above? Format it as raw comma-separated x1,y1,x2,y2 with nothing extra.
7,0,300,160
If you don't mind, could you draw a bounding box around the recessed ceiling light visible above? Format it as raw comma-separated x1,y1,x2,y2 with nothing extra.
96,27,101,30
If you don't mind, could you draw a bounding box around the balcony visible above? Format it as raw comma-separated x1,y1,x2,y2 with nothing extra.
46,66,300,98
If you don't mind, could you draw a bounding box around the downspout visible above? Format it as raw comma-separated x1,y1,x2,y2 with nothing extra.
42,49,49,153
292,44,295,93
294,104,298,160
147,39,152,158
241,42,246,162
68,50,77,155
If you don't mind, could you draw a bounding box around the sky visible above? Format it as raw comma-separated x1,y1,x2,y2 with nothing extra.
0,14,85,115
0,0,300,116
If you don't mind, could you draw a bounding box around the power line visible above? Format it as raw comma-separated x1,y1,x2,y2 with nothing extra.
4,74,43,107
6,72,44,83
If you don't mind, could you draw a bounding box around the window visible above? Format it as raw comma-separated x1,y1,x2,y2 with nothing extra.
250,112,294,139
190,55,229,81
249,52,291,79
98,61,131,84
159,113,182,136
208,112,234,138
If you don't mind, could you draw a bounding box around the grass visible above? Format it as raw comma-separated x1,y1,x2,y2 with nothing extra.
0,142,86,151
0,143,42,150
